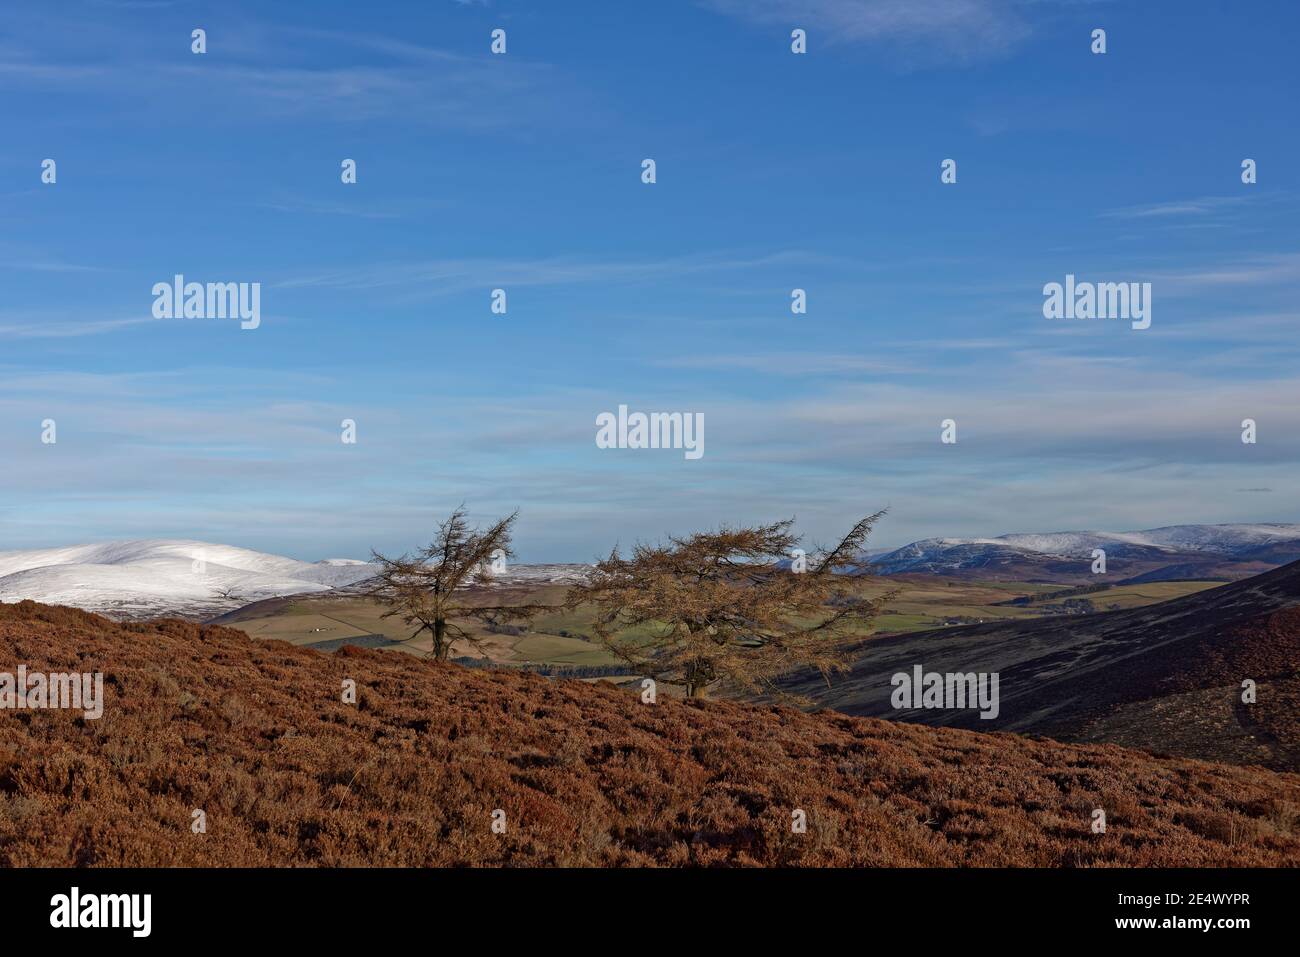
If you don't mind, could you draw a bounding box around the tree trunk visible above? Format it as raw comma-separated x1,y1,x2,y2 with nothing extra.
685,659,705,698
434,618,448,660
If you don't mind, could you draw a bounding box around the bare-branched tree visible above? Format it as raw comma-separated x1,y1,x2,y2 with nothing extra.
564,512,890,700
213,585,251,606
368,506,538,661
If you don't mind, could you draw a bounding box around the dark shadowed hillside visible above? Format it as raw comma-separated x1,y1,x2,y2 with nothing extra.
779,560,1300,771
1,599,1298,867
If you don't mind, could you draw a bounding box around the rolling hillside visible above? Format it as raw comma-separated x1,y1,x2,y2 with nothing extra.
1,599,1298,866
781,559,1300,771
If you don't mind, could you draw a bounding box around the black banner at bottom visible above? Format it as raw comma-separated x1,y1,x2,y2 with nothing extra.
0,866,1283,942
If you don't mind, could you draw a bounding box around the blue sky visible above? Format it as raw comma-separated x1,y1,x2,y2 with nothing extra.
2,0,1298,561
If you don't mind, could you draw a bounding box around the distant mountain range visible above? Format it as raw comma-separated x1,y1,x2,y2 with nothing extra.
4,524,1300,620
868,523,1300,583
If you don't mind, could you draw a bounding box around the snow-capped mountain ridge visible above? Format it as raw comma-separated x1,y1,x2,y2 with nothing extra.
872,523,1300,577
5,526,1298,618
996,523,1300,556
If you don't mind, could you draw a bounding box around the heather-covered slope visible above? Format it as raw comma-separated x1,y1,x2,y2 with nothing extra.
1,600,1297,867
780,559,1300,771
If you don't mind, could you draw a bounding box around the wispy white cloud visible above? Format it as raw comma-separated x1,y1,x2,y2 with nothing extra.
0,315,156,339
656,353,917,375
1,346,1296,558
704,0,1033,59
1150,252,1300,292
1100,194,1258,220
275,249,832,294
0,259,116,274
250,196,415,220
0,16,576,129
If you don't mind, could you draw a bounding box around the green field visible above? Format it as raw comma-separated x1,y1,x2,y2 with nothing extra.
217,576,1226,666
221,586,625,667
1083,580,1222,610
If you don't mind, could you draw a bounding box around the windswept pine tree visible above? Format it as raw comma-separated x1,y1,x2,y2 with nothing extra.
368,506,536,660
565,512,890,699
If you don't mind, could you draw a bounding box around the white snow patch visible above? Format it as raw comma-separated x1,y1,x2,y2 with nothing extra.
0,539,593,619
0,540,379,619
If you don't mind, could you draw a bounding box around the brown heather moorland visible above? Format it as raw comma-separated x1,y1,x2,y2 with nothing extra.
0,599,1298,867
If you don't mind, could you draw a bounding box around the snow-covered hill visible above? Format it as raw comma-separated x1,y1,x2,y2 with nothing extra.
871,523,1300,577
7,524,1295,619
0,540,594,620
0,540,381,620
